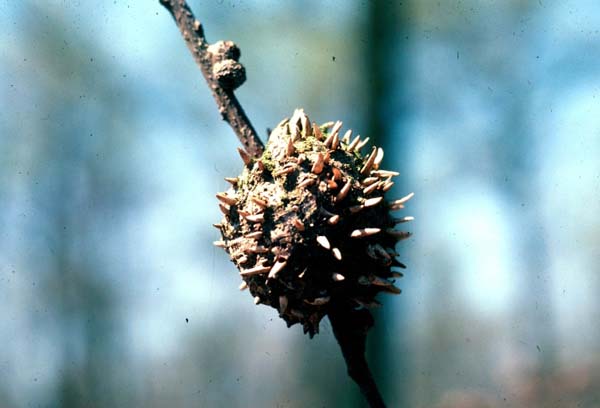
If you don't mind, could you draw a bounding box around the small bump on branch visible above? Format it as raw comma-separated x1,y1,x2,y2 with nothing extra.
159,0,264,157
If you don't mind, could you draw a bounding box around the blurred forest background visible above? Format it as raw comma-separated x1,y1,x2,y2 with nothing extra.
2,0,600,407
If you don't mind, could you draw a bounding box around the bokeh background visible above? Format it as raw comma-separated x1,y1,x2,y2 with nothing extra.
2,1,600,407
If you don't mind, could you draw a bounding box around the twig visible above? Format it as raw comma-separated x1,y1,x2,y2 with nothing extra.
329,303,387,408
159,0,265,157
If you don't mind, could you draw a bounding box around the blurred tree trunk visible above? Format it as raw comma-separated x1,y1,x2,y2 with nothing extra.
493,2,558,390
17,4,135,406
364,1,411,406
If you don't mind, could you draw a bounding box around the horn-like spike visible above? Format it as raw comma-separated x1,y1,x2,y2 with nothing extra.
364,196,384,208
270,231,290,241
369,277,402,294
216,192,237,206
239,281,248,290
254,296,262,304
336,179,352,202
369,275,394,287
382,180,395,192
391,271,404,278
332,272,346,282
313,123,323,140
367,243,391,261
332,248,342,261
331,132,340,149
244,231,263,239
301,114,311,137
341,129,352,144
311,153,325,174
372,170,400,178
350,228,381,238
241,265,272,276
349,205,364,214
291,124,300,142
297,178,316,189
360,147,378,175
330,121,343,138
286,137,295,156
393,216,415,224
398,192,415,204
289,109,302,139
389,192,415,210
328,214,340,225
363,183,379,195
392,259,407,268
269,260,287,278
228,237,245,246
362,177,379,186
219,203,230,215
290,109,302,126
224,177,238,185
316,235,331,250
244,213,265,223
213,240,227,248
323,131,335,148
347,135,361,152
374,147,384,168
356,137,370,151
273,166,296,176
332,167,342,181
237,147,251,165
251,196,268,208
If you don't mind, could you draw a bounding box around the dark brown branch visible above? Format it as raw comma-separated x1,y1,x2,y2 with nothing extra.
329,304,387,408
159,0,265,157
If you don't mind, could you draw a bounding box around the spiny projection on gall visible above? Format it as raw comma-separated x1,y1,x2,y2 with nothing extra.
214,109,413,337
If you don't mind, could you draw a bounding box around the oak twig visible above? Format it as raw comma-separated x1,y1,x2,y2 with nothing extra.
159,0,264,157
